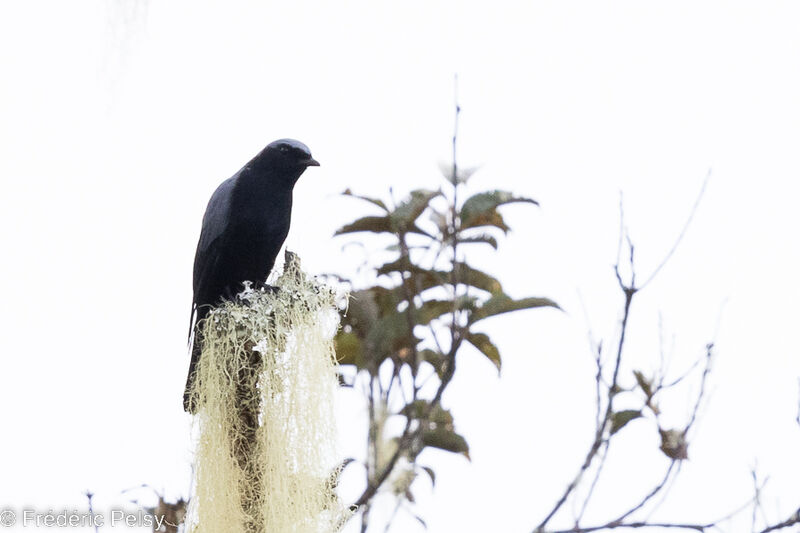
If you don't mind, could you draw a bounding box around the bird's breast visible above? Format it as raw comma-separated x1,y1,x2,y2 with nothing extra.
229,213,289,244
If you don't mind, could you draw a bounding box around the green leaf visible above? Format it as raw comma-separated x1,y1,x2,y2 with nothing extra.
400,401,454,431
334,215,391,236
659,428,689,460
368,313,417,358
371,286,403,315
634,370,653,399
343,288,388,335
455,263,503,295
415,270,450,293
341,188,388,211
388,264,448,296
460,190,539,233
376,256,416,277
610,409,643,435
389,189,441,231
468,294,559,324
422,428,470,460
334,214,431,237
466,332,502,373
463,209,510,233
334,331,363,368
417,299,455,324
342,288,419,369
400,400,427,420
419,349,446,378
429,405,454,428
457,233,498,249
377,261,503,297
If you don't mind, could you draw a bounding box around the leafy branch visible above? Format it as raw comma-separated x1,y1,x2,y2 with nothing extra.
333,98,557,531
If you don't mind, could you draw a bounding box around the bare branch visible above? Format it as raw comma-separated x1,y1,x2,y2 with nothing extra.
644,461,683,521
575,441,609,524
383,501,403,533
684,344,714,436
536,221,639,533
534,432,607,533
531,174,800,533
615,192,625,274
354,415,413,508
758,508,800,533
639,170,711,290
614,460,677,523
658,356,704,390
352,80,466,515
548,521,709,532
750,467,771,533
593,343,604,432
576,289,605,431
546,482,799,533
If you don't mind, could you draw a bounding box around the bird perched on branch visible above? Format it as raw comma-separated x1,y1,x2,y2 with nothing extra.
184,139,320,412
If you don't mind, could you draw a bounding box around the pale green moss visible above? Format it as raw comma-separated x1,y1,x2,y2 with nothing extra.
186,255,348,533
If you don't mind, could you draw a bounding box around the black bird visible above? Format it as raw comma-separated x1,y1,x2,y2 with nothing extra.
183,138,320,412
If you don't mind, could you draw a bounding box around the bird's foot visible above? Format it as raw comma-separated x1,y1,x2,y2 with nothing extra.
253,281,280,295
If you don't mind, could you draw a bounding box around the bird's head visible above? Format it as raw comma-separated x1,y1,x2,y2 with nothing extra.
263,138,320,172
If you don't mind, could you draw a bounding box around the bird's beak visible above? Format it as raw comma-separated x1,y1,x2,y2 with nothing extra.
304,157,320,167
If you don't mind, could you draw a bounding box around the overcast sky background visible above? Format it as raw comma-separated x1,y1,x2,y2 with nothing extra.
1,1,799,532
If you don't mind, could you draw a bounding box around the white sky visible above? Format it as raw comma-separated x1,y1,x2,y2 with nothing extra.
1,1,799,532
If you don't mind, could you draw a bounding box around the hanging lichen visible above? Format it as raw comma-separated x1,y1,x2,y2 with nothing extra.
186,253,348,533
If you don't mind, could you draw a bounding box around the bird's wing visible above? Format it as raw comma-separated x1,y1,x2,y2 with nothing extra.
193,175,236,296
194,176,237,284
188,174,238,341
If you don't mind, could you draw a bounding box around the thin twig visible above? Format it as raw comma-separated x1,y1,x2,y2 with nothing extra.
758,508,800,533
644,460,683,521
548,521,709,532
534,433,607,532
548,481,797,533
705,481,774,530
751,468,760,533
353,332,462,510
577,289,605,431
639,170,711,290
536,232,638,533
575,440,610,525
659,357,704,390
383,501,403,533
613,460,677,523
549,483,783,533
449,73,462,362
384,366,397,401
534,177,800,533
593,343,604,432
684,344,714,436
397,369,410,407
351,82,465,513
361,374,379,531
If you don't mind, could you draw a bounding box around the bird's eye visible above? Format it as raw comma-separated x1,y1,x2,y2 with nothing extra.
279,145,289,153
